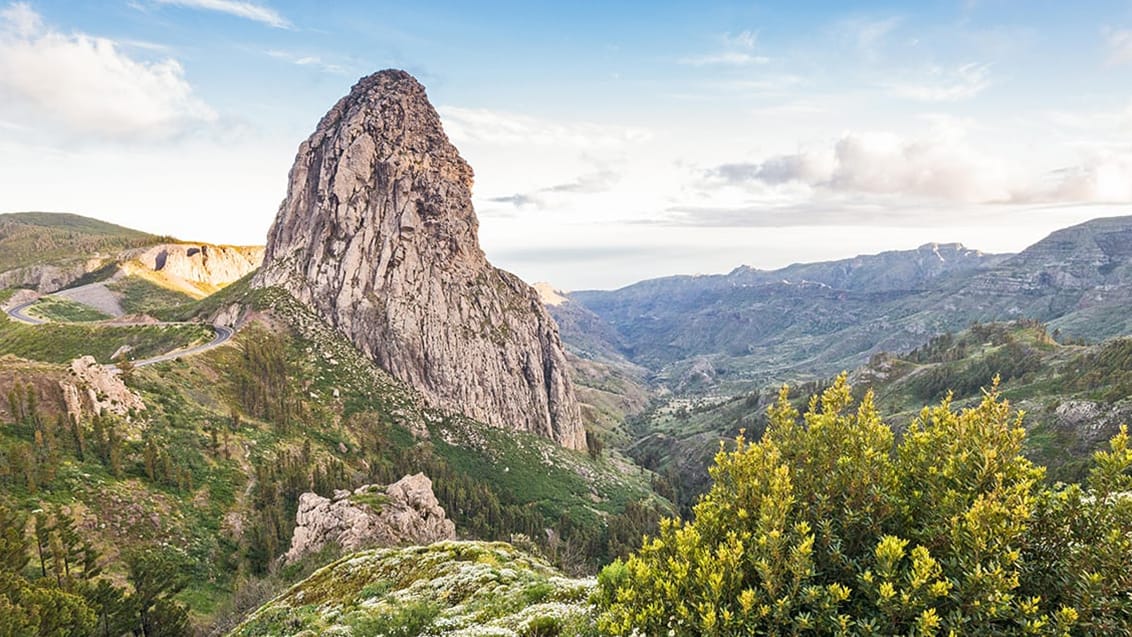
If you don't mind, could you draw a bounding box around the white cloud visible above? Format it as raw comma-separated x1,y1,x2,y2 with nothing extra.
704,115,1132,212
0,2,216,141
0,1,37,36
1105,28,1132,65
886,63,991,101
723,30,757,51
708,122,1013,203
1024,151,1132,203
151,0,290,29
439,106,651,149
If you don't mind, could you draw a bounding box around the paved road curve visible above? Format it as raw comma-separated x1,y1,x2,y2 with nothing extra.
4,294,234,370
6,299,46,325
125,324,234,370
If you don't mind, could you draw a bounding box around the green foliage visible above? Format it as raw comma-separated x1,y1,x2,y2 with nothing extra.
904,338,1045,403
0,320,212,364
0,212,159,272
1061,337,1132,401
596,374,1132,636
226,326,302,430
348,599,441,637
108,276,197,316
126,545,193,635
24,296,111,322
0,502,143,637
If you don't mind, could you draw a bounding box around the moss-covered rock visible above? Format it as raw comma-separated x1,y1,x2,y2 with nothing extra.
230,540,597,636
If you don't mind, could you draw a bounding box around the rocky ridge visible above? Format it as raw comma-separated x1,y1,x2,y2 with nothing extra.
254,69,584,449
283,473,455,564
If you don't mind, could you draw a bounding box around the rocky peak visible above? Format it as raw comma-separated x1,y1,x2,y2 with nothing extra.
254,70,584,450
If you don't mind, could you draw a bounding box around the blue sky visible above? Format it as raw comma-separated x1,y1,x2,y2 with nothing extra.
2,1,1132,289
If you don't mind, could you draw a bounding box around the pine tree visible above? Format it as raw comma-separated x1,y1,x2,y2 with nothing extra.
32,510,52,578
51,505,82,580
70,415,86,462
0,504,29,573
125,547,192,636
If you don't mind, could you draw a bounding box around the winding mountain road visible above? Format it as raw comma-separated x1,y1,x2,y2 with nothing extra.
4,293,234,370
6,299,46,325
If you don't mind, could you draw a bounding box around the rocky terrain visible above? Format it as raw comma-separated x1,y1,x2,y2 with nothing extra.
254,69,584,450
283,473,456,563
59,355,146,423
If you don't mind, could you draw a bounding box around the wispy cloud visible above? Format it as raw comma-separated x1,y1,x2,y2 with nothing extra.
489,170,621,209
838,16,902,58
1017,151,1132,203
151,0,290,29
264,49,345,74
679,29,769,66
679,51,769,66
885,62,991,101
439,106,651,148
1104,27,1132,65
0,2,216,141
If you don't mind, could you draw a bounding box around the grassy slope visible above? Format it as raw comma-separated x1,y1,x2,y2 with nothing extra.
0,212,163,271
107,275,200,315
0,318,213,363
24,296,112,322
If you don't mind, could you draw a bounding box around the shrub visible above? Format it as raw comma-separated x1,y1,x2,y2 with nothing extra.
596,374,1132,636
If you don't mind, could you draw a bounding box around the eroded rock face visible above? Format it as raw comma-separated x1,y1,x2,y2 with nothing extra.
254,69,583,449
130,244,263,288
283,473,456,564
59,356,145,424
0,259,106,294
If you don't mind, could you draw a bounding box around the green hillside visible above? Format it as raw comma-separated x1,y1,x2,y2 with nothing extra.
0,212,165,272
628,320,1132,513
0,285,667,634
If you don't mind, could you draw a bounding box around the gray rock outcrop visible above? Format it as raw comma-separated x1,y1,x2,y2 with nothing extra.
283,473,456,563
253,69,584,450
59,355,146,424
0,259,107,294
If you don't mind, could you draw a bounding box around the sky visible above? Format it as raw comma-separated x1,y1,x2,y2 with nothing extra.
1,1,1132,290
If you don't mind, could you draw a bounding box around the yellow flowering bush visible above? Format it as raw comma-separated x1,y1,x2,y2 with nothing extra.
595,375,1131,635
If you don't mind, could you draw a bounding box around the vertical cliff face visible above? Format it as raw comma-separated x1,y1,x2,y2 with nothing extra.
254,70,584,450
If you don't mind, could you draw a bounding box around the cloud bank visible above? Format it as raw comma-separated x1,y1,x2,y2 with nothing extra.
0,2,215,141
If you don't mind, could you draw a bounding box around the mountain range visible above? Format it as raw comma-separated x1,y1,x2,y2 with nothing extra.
552,215,1132,394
